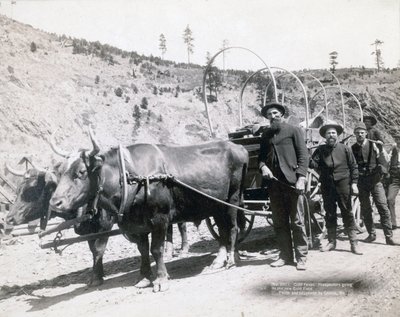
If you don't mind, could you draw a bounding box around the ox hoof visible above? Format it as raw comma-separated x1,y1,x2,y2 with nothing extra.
86,277,104,289
209,260,226,270
152,278,169,293
181,244,189,254
164,242,174,260
225,259,236,270
163,252,174,261
134,277,153,289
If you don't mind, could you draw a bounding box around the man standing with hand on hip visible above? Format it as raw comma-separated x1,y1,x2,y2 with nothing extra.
258,102,309,270
351,123,396,245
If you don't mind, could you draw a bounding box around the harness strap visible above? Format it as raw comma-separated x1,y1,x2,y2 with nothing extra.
118,144,128,222
366,140,373,173
150,143,168,174
81,151,104,215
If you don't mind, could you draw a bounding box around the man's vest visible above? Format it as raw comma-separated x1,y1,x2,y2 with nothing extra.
351,140,379,176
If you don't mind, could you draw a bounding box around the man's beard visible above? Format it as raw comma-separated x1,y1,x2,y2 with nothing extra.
270,120,282,132
326,137,337,146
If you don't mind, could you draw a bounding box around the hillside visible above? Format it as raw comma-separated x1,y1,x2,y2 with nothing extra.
1,14,400,174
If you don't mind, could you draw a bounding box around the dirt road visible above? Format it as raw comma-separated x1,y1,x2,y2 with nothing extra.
1,217,400,317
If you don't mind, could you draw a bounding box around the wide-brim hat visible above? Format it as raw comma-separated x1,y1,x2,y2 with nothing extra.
319,122,344,137
260,102,286,118
363,115,377,126
353,122,368,133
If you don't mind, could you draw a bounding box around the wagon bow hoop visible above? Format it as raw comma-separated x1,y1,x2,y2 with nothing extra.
202,47,277,136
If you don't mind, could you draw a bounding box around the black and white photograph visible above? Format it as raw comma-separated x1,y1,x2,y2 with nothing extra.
0,0,399,316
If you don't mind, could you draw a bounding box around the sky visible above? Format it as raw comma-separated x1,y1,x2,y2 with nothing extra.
0,0,399,71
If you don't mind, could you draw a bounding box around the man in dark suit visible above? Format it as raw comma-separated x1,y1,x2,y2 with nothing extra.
364,115,384,145
387,135,400,229
258,102,309,270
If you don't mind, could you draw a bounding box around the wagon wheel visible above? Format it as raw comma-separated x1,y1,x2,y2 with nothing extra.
305,168,326,248
205,213,255,243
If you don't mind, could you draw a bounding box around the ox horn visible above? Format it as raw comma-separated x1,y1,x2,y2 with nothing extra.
5,163,26,177
88,127,100,157
49,129,70,158
29,161,48,173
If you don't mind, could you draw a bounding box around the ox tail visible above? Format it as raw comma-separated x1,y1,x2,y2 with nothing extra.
240,162,247,207
237,162,248,232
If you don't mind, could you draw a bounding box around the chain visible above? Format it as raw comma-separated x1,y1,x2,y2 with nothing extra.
53,231,63,255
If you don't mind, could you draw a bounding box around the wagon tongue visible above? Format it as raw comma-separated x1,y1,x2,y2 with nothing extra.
38,214,92,238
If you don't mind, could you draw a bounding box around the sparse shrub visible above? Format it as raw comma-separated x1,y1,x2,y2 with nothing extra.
175,85,181,98
103,91,107,97
133,105,141,128
140,97,148,109
152,86,158,95
115,87,123,97
158,115,163,122
30,42,37,52
95,75,100,84
131,83,138,94
125,96,130,103
7,66,14,74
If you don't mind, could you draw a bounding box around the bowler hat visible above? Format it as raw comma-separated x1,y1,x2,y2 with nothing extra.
260,102,286,118
353,122,368,133
363,115,377,126
319,121,344,137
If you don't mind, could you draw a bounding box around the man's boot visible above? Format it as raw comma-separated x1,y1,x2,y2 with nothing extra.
348,228,363,255
350,241,363,255
364,233,376,243
320,228,336,252
385,236,397,245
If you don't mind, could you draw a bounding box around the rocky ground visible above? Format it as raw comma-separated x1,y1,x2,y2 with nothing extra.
1,207,400,317
1,14,400,317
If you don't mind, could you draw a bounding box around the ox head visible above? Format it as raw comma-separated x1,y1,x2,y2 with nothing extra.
6,164,58,227
49,128,104,213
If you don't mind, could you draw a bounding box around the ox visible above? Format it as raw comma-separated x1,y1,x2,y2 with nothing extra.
49,132,248,292
6,161,188,286
5,163,114,287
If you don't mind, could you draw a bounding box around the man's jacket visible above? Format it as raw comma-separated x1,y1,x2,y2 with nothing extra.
389,145,400,178
311,142,358,184
258,122,308,184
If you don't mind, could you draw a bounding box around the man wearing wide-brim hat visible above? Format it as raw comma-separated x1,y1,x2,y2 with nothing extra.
351,122,395,245
260,102,286,118
310,121,362,254
363,115,384,145
258,101,309,270
387,134,400,230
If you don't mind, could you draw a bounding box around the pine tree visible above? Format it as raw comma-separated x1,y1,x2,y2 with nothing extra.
183,25,194,65
371,39,384,72
205,52,222,102
329,51,338,73
220,39,229,72
159,34,167,60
